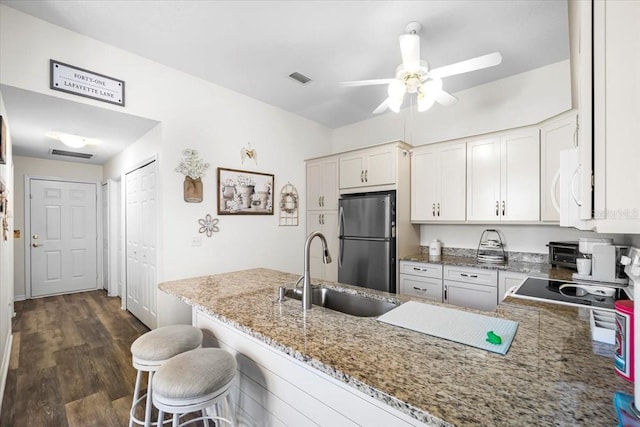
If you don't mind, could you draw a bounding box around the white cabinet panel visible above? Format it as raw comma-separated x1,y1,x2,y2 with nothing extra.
467,129,540,222
501,129,540,221
400,275,443,302
466,137,501,221
444,266,497,287
400,261,442,279
411,142,466,222
339,146,396,189
444,280,497,312
306,156,338,211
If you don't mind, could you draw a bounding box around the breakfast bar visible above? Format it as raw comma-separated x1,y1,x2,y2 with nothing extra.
160,268,633,426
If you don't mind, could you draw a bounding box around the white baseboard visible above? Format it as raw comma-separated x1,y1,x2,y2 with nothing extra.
13,295,25,302
0,333,13,417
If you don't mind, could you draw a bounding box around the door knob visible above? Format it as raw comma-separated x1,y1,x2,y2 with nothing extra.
32,243,42,247
32,234,39,239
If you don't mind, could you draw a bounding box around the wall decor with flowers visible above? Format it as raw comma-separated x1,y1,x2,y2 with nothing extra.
175,148,210,203
217,167,273,215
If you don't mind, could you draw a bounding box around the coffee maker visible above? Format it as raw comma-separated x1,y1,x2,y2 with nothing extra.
572,238,629,285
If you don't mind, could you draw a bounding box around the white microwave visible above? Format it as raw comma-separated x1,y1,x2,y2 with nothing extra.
559,148,593,230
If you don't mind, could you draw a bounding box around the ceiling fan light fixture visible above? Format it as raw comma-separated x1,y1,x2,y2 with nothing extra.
388,97,403,113
46,131,101,148
387,79,406,99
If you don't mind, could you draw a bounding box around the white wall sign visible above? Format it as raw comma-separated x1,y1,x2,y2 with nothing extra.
50,59,125,106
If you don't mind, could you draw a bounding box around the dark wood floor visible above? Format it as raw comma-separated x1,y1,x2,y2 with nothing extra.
1,290,150,427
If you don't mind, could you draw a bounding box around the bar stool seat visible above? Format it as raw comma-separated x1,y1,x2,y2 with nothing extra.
152,348,237,427
129,325,203,427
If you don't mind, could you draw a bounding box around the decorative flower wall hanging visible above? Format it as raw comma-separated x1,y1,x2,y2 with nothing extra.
198,214,220,237
175,148,210,203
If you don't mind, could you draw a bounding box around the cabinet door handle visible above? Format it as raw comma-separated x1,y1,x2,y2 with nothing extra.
318,214,321,225
495,201,499,216
437,203,440,217
412,267,427,272
322,214,325,224
502,201,505,216
360,171,364,182
412,287,427,292
444,285,447,301
318,196,322,207
321,196,324,207
365,170,368,182
460,273,468,277
432,203,435,217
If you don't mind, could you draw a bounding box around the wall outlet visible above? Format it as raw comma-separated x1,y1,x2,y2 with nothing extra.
190,236,202,247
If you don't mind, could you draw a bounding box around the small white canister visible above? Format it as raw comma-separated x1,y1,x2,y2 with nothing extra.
429,240,442,257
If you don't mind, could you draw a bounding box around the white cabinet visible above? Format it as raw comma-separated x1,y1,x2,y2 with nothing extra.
339,146,396,189
443,266,497,311
591,0,640,232
306,156,338,211
411,142,466,222
466,128,540,222
306,211,338,281
497,271,527,303
399,261,443,302
540,113,578,222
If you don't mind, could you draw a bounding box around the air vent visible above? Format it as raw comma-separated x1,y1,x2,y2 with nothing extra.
50,149,94,159
288,71,312,85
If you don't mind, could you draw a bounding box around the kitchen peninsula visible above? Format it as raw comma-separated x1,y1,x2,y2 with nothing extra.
160,268,631,426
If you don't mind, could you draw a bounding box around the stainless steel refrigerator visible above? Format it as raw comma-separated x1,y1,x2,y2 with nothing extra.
338,191,396,293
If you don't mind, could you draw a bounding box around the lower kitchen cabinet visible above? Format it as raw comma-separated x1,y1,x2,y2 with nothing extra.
443,266,498,311
498,271,528,302
399,261,443,302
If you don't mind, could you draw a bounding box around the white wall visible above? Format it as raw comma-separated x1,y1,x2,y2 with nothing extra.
331,60,572,152
420,224,626,254
0,91,14,414
0,6,331,285
11,156,103,299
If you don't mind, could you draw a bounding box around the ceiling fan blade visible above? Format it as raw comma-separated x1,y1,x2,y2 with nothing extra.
399,33,420,73
340,79,395,87
429,52,503,79
372,98,390,114
433,89,457,106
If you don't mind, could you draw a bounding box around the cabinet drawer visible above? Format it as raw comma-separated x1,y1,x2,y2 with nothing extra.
400,261,443,279
444,280,498,311
444,266,497,287
399,275,443,302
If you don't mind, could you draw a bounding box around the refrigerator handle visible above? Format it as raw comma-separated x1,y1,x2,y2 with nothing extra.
338,206,345,268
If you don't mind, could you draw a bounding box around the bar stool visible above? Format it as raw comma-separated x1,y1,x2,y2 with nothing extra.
129,325,204,427
152,348,237,427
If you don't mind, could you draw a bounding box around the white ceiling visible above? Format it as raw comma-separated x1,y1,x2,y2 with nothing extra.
0,0,569,164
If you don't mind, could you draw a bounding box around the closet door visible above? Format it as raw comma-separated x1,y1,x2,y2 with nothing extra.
126,161,157,329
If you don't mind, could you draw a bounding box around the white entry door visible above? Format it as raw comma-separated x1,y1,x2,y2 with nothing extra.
125,161,157,329
30,179,98,297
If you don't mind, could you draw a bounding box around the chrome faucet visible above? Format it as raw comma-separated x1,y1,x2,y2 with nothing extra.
302,231,332,310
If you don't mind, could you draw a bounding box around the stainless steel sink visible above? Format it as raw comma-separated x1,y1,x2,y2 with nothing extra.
285,287,398,317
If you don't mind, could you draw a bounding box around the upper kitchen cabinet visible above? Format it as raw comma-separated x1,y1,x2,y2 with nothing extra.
411,142,466,222
467,128,540,222
591,0,640,232
339,144,400,190
540,112,578,222
306,155,338,211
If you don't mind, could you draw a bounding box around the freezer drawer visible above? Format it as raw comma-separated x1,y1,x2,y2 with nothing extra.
338,238,395,293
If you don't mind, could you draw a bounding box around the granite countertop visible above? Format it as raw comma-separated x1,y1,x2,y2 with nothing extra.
160,268,632,426
401,253,576,280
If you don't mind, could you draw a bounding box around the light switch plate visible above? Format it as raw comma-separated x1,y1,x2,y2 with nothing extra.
190,236,202,247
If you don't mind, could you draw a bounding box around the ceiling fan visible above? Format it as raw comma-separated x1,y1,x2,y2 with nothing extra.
342,22,503,114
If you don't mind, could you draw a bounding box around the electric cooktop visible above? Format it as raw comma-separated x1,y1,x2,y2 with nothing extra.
511,277,630,311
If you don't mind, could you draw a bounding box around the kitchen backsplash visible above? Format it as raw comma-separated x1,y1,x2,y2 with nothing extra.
419,246,548,264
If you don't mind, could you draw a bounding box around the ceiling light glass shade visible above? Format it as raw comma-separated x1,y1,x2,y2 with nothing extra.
46,131,101,148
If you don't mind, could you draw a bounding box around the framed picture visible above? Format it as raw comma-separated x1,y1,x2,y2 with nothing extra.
217,168,274,215
0,116,5,165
